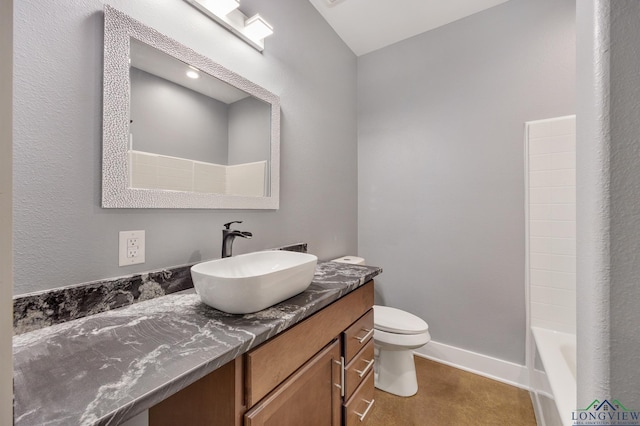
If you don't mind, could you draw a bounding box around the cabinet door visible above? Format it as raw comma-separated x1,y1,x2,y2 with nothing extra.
245,340,341,426
149,357,244,426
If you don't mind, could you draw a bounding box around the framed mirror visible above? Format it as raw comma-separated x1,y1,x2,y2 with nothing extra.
102,5,280,209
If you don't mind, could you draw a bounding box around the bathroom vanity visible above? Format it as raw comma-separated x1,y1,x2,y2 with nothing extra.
150,281,375,425
12,261,381,425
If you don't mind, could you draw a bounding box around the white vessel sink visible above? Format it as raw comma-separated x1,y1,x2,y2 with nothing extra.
191,251,318,314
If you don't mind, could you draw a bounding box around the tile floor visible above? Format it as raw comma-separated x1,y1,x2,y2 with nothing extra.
366,357,536,425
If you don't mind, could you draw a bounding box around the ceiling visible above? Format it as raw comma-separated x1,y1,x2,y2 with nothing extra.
307,0,512,56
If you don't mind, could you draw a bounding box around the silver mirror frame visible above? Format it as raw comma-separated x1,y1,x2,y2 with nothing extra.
102,5,280,209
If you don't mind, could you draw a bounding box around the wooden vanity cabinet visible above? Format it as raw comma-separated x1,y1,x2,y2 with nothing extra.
150,281,374,426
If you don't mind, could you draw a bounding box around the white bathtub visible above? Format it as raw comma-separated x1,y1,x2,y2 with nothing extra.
531,327,577,426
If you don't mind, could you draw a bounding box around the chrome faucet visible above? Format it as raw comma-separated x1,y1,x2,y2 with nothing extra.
222,221,252,258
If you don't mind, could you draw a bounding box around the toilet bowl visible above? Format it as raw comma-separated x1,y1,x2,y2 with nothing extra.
330,256,431,397
374,305,430,397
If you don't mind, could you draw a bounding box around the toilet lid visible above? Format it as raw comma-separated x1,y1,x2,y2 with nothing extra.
374,305,429,335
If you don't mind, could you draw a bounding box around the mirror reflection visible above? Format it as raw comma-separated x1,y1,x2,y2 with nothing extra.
129,39,271,197
102,5,280,209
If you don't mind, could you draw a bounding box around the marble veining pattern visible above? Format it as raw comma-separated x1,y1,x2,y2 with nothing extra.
13,243,308,335
13,261,381,426
13,265,193,335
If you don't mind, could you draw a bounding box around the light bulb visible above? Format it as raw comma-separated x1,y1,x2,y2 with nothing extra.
198,0,239,17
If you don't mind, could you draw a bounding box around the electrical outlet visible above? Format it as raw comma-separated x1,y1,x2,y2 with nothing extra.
119,230,145,266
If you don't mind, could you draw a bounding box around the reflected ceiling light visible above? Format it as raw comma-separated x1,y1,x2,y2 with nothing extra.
186,67,200,79
185,0,274,52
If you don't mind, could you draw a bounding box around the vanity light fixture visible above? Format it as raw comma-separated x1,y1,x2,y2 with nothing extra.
185,0,274,52
244,14,273,41
197,0,239,16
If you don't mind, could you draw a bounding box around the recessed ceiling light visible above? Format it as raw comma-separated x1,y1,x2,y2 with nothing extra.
186,67,200,79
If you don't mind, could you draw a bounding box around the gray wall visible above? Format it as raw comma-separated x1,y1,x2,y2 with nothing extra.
577,0,640,409
228,97,271,165
130,68,229,164
13,0,358,295
358,0,575,364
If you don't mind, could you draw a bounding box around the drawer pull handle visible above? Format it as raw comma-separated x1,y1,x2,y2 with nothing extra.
334,357,345,397
355,398,375,422
355,358,374,378
356,328,374,344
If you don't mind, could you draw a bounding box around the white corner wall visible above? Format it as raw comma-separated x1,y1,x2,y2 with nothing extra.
575,0,612,409
0,0,13,423
527,116,576,334
576,0,640,410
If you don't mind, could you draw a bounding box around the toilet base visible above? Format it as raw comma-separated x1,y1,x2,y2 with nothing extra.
374,348,418,397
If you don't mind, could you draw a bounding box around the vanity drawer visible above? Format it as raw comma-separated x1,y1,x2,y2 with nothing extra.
344,339,374,400
343,309,374,363
245,281,374,407
343,371,375,426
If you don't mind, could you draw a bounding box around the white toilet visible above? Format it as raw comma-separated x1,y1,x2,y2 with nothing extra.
373,305,430,397
331,256,431,397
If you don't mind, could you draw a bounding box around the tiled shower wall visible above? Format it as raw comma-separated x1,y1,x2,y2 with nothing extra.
129,150,266,196
527,115,576,333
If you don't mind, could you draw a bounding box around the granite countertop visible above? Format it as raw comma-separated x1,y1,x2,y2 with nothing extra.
13,261,382,426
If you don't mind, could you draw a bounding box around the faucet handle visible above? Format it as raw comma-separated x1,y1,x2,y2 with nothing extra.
223,221,243,230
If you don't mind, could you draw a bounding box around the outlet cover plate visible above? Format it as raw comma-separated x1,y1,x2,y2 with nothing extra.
119,230,145,266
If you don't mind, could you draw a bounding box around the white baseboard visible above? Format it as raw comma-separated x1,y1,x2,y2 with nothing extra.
414,340,530,390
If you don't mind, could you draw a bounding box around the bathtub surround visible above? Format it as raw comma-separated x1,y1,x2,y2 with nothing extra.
12,262,382,425
526,116,577,334
129,150,268,197
13,0,358,295
358,0,575,368
525,115,576,425
577,0,640,410
13,243,308,335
